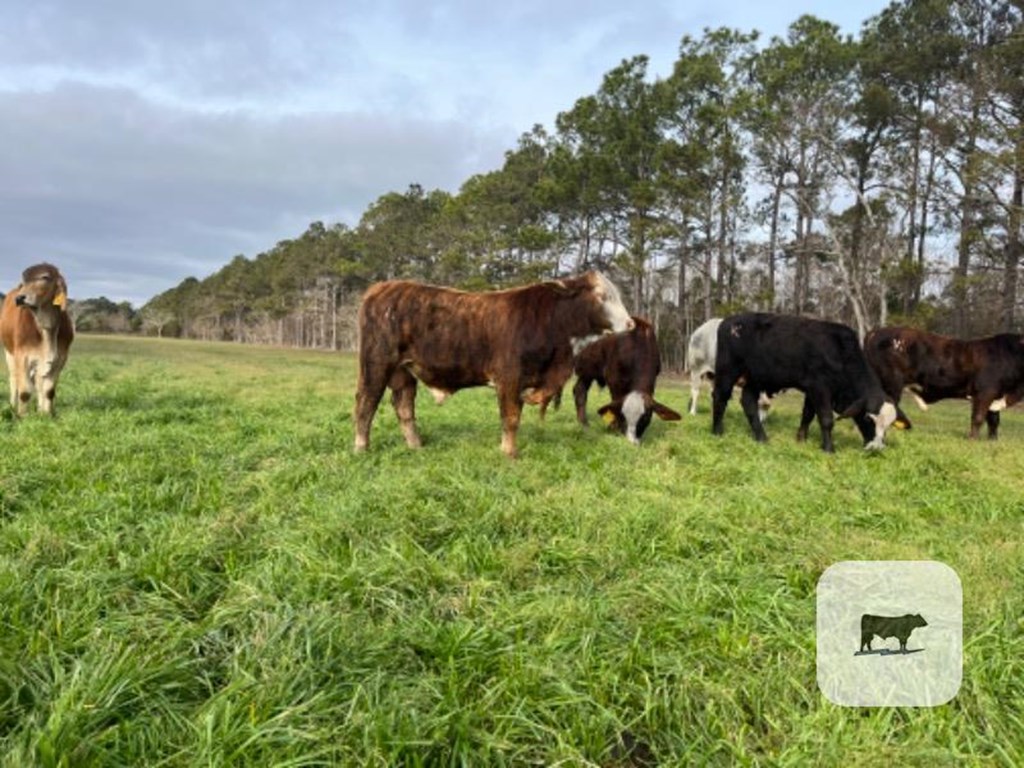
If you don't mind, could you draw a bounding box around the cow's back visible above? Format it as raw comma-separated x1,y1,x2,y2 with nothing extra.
718,313,859,393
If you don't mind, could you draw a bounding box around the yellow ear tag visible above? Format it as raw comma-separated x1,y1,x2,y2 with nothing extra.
601,410,616,425
894,420,908,430
54,292,67,309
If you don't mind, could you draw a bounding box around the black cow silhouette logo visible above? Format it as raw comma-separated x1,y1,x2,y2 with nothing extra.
858,613,927,654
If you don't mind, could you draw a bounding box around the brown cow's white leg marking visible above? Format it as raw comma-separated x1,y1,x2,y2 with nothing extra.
498,388,522,458
389,369,421,449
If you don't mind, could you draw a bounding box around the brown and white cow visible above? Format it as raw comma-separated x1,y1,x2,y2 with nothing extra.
571,317,681,444
1,263,75,416
864,326,1024,439
353,271,633,457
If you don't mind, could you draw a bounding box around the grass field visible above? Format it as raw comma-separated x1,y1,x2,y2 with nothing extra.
1,335,1022,766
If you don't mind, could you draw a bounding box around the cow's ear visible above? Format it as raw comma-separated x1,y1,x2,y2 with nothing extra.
838,398,864,419
53,276,68,310
893,410,912,430
598,401,622,427
652,400,682,421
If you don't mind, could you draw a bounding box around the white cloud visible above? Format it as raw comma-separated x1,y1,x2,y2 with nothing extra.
0,0,889,304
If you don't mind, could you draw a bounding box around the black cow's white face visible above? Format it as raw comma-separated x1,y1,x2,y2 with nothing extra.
864,402,898,451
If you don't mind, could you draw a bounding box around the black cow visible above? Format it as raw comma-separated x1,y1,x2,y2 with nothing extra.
712,313,901,452
860,613,928,653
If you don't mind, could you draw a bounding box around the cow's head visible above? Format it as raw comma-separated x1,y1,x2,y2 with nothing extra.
843,397,909,450
910,613,928,628
586,271,633,334
598,391,682,444
14,263,67,312
844,399,902,451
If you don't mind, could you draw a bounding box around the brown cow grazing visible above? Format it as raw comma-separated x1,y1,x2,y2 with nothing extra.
1,263,75,416
354,271,633,457
864,326,1024,439
572,317,681,444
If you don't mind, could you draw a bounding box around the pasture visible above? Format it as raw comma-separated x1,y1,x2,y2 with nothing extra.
1,335,1022,766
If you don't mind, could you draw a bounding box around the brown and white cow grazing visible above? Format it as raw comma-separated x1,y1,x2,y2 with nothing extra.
572,317,681,444
864,326,1024,439
354,271,633,457
1,263,75,416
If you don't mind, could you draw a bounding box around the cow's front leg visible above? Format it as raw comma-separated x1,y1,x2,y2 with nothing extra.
12,354,34,416
573,376,592,426
4,351,18,413
740,385,768,442
498,386,524,458
36,356,61,416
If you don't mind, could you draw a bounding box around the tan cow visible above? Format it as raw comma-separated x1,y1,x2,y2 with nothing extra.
1,263,75,416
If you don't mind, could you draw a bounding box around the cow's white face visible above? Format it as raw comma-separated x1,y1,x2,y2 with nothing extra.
622,391,647,445
594,272,633,333
864,402,898,451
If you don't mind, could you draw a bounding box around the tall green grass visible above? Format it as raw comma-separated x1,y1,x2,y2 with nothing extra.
1,335,1022,766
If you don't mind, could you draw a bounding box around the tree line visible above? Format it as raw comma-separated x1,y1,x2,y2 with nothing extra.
133,0,1022,371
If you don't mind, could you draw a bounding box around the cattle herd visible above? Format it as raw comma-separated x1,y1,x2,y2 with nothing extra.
4,266,1024,457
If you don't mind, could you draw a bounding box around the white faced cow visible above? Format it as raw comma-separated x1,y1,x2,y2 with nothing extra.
354,271,633,458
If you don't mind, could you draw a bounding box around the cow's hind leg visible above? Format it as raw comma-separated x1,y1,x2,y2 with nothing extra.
806,387,835,452
741,385,768,442
389,367,421,449
688,372,701,416
796,396,815,442
711,377,735,436
497,386,524,458
353,362,390,452
969,395,997,440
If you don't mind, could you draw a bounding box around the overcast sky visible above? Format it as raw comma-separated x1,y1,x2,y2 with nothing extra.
1,0,891,306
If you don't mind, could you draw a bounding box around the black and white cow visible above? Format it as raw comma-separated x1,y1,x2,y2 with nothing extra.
711,313,900,452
